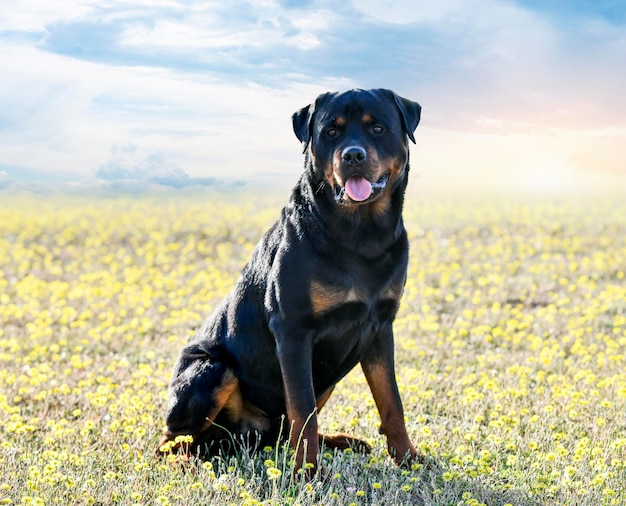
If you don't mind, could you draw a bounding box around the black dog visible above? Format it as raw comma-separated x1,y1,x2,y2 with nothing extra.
159,88,421,474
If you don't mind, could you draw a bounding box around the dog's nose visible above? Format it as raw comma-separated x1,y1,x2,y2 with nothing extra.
342,146,367,166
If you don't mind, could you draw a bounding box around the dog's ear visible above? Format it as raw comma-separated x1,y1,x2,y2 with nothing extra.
292,104,312,148
292,92,335,153
392,93,421,144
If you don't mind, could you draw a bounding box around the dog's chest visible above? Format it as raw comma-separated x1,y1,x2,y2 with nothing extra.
309,277,403,318
307,274,404,384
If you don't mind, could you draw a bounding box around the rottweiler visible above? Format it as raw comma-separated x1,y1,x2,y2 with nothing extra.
158,88,422,474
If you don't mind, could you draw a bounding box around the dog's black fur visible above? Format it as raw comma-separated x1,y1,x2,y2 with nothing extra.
159,88,421,472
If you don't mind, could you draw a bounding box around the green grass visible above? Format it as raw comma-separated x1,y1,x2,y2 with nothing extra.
0,192,625,505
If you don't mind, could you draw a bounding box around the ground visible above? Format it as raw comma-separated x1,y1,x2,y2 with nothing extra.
0,190,624,505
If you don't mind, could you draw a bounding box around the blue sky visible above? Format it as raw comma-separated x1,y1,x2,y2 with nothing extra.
1,0,625,193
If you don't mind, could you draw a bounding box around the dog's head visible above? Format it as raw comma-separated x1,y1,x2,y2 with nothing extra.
292,89,421,207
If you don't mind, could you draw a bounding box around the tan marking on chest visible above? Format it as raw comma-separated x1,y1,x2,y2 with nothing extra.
310,280,362,316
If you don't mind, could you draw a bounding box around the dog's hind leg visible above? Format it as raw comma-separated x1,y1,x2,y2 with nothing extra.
157,341,238,457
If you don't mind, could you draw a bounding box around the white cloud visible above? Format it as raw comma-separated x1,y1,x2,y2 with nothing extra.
95,142,184,179
0,0,94,31
94,141,225,188
118,5,329,52
0,171,14,189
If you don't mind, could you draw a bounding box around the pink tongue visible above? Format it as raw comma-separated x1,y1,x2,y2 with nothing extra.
344,176,372,202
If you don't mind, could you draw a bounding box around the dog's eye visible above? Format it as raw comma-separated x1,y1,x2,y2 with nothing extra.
326,128,338,138
372,125,384,135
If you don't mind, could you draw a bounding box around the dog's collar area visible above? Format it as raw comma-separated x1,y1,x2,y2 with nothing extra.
334,172,389,205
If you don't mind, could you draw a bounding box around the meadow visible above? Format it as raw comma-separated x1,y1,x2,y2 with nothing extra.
0,190,624,506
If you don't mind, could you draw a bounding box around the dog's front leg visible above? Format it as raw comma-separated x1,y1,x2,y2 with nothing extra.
361,327,418,466
276,336,320,475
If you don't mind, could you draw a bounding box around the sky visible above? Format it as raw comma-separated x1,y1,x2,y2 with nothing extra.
1,0,625,194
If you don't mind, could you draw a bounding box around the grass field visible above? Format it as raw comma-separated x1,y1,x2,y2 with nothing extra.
0,191,625,505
